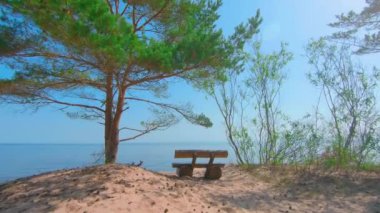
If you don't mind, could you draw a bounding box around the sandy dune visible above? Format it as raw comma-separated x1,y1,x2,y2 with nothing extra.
0,164,379,213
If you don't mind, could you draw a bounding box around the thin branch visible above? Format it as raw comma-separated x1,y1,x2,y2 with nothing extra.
115,0,119,14
119,126,145,132
120,2,129,16
127,63,203,87
135,13,148,27
15,52,103,71
105,0,114,14
134,0,169,32
119,121,172,142
125,96,189,118
38,94,105,112
119,126,159,142
132,4,137,31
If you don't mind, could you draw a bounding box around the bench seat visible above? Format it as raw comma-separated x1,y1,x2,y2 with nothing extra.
174,150,228,158
172,163,225,168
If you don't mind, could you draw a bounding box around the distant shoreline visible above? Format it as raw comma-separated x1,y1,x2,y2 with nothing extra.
0,143,236,183
0,141,229,145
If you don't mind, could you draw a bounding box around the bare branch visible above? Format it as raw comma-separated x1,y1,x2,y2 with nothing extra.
125,97,186,117
119,128,158,142
38,94,105,112
119,113,175,142
119,126,145,132
119,2,129,16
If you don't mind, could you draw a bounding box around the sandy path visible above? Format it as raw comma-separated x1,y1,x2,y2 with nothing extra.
0,164,379,212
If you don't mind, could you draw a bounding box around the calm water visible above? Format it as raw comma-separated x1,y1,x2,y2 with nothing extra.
0,142,235,183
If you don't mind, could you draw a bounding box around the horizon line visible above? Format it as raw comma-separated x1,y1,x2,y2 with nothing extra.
0,141,228,145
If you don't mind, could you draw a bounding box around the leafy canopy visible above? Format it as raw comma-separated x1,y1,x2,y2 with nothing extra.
0,0,262,133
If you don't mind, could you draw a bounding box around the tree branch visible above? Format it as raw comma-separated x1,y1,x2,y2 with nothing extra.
134,0,169,32
125,96,188,118
115,0,119,14
119,126,145,132
15,52,103,71
127,63,204,87
119,126,159,142
119,118,173,142
119,2,129,16
105,0,114,14
38,94,105,112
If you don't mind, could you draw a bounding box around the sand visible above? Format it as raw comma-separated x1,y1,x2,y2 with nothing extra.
0,164,379,213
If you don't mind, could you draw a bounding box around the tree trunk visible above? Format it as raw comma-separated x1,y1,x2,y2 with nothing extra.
345,115,357,150
104,71,127,164
105,127,119,164
104,72,117,164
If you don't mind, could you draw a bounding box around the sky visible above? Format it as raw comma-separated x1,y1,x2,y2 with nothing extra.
0,0,378,144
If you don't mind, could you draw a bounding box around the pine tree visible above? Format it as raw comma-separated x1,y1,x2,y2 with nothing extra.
0,0,261,163
330,0,380,54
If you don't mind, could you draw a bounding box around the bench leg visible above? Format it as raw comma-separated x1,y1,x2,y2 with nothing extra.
176,166,193,177
205,166,222,180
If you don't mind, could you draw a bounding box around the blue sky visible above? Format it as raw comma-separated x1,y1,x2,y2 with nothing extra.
1,0,378,144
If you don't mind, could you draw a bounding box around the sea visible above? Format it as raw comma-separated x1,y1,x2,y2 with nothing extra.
0,142,235,183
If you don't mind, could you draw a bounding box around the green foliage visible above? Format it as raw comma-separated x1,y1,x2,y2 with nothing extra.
321,144,352,169
212,41,294,165
281,117,323,165
0,0,261,100
214,37,379,170
232,127,255,164
247,42,293,165
306,38,380,169
359,162,380,172
329,0,380,54
188,113,213,128
0,6,39,57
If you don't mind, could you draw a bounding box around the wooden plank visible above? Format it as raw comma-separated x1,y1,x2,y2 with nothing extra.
172,163,225,168
174,150,228,158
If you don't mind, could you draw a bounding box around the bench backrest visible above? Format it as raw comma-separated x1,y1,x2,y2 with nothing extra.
174,150,228,158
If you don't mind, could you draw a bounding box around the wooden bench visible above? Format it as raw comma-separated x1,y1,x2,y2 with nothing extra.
172,150,228,180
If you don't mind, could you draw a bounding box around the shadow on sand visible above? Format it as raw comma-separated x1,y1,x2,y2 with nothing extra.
211,169,380,212
0,165,127,212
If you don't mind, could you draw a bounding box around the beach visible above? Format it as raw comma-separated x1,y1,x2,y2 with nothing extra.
1,164,379,213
